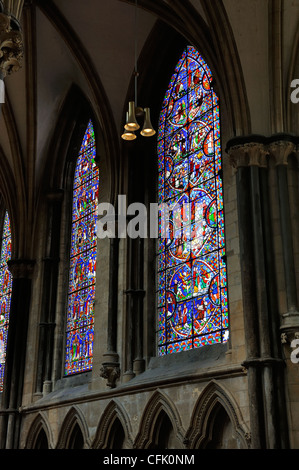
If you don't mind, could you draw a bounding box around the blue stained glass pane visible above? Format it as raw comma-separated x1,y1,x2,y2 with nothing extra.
0,212,12,391
157,46,229,356
65,120,99,375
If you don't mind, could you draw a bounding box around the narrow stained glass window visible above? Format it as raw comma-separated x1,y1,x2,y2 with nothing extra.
157,45,229,356
0,212,12,391
65,120,99,375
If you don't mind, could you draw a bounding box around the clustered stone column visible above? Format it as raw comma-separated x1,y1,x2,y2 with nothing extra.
100,230,120,389
268,140,299,343
227,134,298,449
35,190,64,396
0,259,35,449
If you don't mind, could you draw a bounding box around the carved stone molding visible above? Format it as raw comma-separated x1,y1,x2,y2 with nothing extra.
92,399,134,449
185,380,251,449
0,12,23,77
133,389,186,449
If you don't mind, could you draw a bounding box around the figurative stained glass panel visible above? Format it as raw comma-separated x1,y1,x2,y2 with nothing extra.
0,212,12,391
157,45,229,356
65,120,99,375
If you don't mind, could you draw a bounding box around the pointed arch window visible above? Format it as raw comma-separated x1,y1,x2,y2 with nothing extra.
0,211,12,391
157,45,229,356
65,120,99,375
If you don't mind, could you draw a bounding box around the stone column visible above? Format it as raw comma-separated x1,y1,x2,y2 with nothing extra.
99,234,120,389
228,141,264,449
227,136,289,448
269,139,299,336
0,258,35,449
35,190,64,396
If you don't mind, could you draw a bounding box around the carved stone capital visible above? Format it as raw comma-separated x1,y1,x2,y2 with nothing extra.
227,141,268,169
0,12,23,77
245,143,269,167
227,145,249,169
7,258,35,279
268,140,295,166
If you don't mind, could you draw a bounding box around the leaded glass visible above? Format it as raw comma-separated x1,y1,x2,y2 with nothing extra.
0,212,12,391
65,120,99,375
157,46,229,356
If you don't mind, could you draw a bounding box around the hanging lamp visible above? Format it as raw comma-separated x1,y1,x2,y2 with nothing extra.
121,0,155,140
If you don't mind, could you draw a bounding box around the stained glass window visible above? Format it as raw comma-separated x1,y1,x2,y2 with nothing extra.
0,212,12,391
157,45,229,356
65,120,99,375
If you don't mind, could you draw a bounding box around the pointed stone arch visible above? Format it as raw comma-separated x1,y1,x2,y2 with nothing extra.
56,405,91,449
134,390,186,449
25,412,53,449
185,380,250,449
92,399,133,449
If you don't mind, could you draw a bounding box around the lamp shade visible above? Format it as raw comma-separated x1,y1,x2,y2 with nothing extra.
121,129,137,141
140,108,156,137
124,101,140,131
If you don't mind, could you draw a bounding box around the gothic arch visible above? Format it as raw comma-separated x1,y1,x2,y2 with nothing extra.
25,412,53,449
134,390,186,449
92,399,133,449
37,1,119,206
56,406,91,449
120,0,251,137
185,380,250,449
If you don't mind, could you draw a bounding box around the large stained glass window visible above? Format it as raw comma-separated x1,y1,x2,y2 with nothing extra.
157,46,229,356
0,212,12,391
65,120,99,375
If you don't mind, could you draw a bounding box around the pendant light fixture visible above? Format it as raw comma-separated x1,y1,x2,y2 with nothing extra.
121,0,155,141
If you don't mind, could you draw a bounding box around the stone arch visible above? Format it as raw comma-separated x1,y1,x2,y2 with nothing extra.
25,412,53,449
134,390,186,449
92,399,133,449
56,406,91,449
185,379,250,449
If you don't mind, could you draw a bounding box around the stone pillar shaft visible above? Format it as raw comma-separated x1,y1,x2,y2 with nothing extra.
227,135,291,449
0,259,35,449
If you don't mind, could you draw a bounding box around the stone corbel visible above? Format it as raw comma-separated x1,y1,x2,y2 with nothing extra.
100,352,120,388
100,362,120,389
